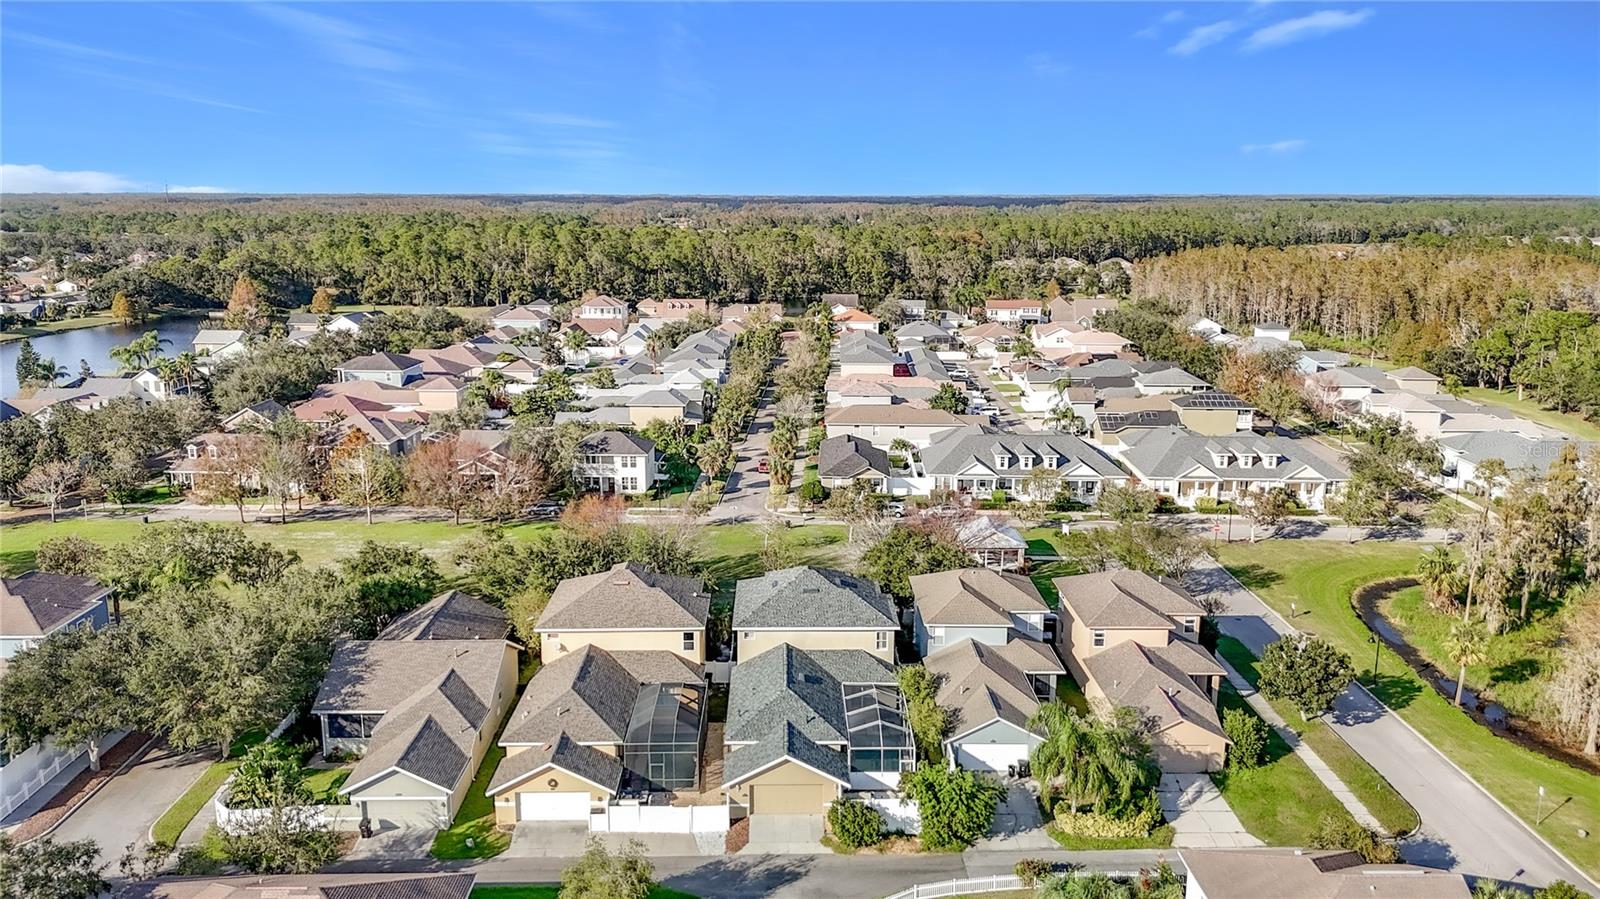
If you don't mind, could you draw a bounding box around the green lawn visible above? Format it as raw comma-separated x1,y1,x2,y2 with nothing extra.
1215,637,1419,837
433,745,511,859
1055,674,1090,715
0,312,125,343
470,888,699,899
1459,385,1600,442
1214,541,1600,878
150,729,267,846
302,766,352,803
698,523,847,595
1026,559,1079,609
1210,684,1358,846
1046,824,1175,851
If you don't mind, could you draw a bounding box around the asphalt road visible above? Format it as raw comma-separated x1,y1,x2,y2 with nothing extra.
1187,557,1598,893
711,359,782,523
50,740,210,861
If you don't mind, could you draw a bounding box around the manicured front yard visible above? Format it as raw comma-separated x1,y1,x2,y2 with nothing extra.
1215,637,1419,837
1210,684,1357,846
1046,823,1175,851
1214,541,1600,878
1460,385,1600,442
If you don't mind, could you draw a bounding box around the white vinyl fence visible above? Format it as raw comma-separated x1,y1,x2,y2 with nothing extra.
589,800,730,834
863,795,920,834
212,775,363,834
883,875,1023,899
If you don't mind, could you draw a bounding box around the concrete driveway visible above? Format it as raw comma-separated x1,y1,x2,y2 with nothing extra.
49,740,209,858
342,825,437,860
739,814,824,854
1157,773,1261,849
507,821,723,857
972,783,1055,851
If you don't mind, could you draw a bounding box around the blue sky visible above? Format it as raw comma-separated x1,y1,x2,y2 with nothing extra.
2,2,1596,195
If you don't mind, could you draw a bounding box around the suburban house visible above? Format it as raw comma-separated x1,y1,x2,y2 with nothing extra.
560,386,704,428
898,298,929,319
408,344,495,380
568,318,627,352
910,567,1054,657
953,515,1029,571
289,311,382,336
293,394,426,455
1047,296,1118,327
487,644,706,822
916,428,1128,504
815,434,892,491
0,573,117,819
893,320,958,350
1093,392,1254,442
835,331,903,377
1054,570,1227,772
723,645,908,811
4,377,163,420
959,323,1019,357
823,404,969,449
1437,431,1585,497
733,566,898,662
637,297,708,320
823,293,861,315
536,562,711,666
336,352,424,386
1108,426,1349,511
489,303,554,331
1133,367,1210,396
833,308,882,333
167,431,270,490
1179,848,1470,899
984,298,1045,325
1050,327,1131,358
573,430,660,494
218,398,288,431
576,294,629,321
193,329,248,361
125,873,479,899
312,592,519,830
922,639,1054,774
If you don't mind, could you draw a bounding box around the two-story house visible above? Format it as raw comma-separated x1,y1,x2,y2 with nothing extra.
732,566,898,662
576,294,629,321
536,562,710,665
1053,570,1227,772
336,352,424,386
572,430,660,494
312,592,519,831
984,299,1045,325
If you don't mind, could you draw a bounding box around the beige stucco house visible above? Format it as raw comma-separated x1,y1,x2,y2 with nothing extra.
732,566,898,662
536,563,711,665
1053,570,1228,773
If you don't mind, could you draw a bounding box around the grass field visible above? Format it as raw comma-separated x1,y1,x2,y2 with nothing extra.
1210,684,1358,846
433,745,511,859
1215,637,1420,836
1214,541,1600,878
1460,385,1600,442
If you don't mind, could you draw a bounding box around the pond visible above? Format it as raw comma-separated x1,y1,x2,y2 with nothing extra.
0,317,208,394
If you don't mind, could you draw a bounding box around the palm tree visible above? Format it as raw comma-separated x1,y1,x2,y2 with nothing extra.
1442,622,1489,707
1029,704,1143,815
175,351,199,390
1417,546,1464,611
155,357,180,394
1048,403,1082,435
478,368,508,407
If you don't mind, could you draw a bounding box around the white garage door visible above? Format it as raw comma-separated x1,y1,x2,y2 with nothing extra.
519,791,592,821
956,743,1030,773
363,798,446,829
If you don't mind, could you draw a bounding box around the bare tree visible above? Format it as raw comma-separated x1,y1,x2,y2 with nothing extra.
19,460,82,523
327,432,402,525
192,436,256,523
1548,600,1600,757
404,436,478,525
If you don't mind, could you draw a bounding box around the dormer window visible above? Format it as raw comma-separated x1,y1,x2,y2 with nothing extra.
1263,454,1279,469
1210,452,1231,467
207,446,219,459
1020,454,1033,470
1238,453,1255,469
187,445,198,459
1045,455,1058,469
994,454,1009,470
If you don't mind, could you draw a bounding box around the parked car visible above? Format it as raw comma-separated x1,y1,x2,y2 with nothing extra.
885,500,907,518
526,500,564,520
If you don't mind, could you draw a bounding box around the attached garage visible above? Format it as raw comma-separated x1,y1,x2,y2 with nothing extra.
518,790,593,821
954,742,1031,773
748,782,834,815
361,798,447,829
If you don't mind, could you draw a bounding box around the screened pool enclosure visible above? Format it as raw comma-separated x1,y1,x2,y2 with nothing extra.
621,682,705,792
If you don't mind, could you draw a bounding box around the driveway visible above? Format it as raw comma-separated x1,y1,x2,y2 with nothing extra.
343,825,436,861
738,814,825,854
971,783,1055,851
1157,773,1261,849
49,740,209,858
1188,556,1599,891
506,821,723,858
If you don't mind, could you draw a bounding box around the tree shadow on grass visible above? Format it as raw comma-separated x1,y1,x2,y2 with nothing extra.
661,855,815,898
1219,563,1282,592
1363,673,1424,712
1489,657,1541,686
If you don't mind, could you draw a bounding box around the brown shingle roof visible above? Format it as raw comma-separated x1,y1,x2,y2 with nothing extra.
1054,569,1202,630
538,562,709,632
910,568,1046,629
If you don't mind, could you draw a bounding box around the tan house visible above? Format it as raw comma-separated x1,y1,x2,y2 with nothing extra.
1181,848,1470,899
1053,570,1227,772
732,566,898,662
312,593,519,830
487,644,705,823
823,403,969,449
536,563,711,665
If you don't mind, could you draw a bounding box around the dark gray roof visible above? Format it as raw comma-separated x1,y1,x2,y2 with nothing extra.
501,645,702,745
1134,367,1209,389
0,573,109,637
539,562,709,631
379,591,508,642
486,732,623,795
724,644,896,745
339,351,421,372
723,721,849,787
576,430,655,456
1170,390,1250,410
919,427,1126,479
893,321,951,341
124,873,478,899
733,567,896,630
816,434,891,480
834,331,901,365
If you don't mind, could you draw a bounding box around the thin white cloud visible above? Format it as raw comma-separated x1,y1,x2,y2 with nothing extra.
1136,10,1187,39
168,185,233,194
517,112,616,129
1025,53,1069,76
1241,139,1308,154
1170,20,1241,56
1,163,141,193
57,66,269,115
1245,9,1374,51
251,5,408,71
6,31,162,66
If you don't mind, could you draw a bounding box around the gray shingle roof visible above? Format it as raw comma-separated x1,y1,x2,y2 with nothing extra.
1116,426,1348,482
0,573,109,637
539,562,709,631
576,430,655,456
724,645,896,746
501,645,702,746
919,427,1125,479
1439,431,1583,474
816,435,891,480
1083,639,1226,741
723,721,849,787
733,567,896,630
910,568,1046,628
380,591,508,642
1053,569,1202,630
486,732,623,795
339,351,421,372
124,873,479,899
923,639,1047,737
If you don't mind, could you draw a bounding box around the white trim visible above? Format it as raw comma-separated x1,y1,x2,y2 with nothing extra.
340,766,453,796
488,761,618,797
722,753,851,788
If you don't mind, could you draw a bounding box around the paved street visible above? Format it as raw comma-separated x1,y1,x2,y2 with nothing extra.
711,355,783,523
49,740,210,858
1188,556,1598,892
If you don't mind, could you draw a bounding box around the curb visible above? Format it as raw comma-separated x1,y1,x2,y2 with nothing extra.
147,753,220,848
1209,560,1600,894
26,733,157,844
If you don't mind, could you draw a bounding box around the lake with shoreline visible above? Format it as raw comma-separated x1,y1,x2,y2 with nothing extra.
0,316,208,394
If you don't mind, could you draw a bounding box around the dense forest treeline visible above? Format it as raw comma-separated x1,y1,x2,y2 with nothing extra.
2,197,1597,315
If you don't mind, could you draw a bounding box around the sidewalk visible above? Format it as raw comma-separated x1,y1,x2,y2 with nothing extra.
1214,655,1386,833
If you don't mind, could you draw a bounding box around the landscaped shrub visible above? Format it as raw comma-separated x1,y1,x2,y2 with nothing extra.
1193,497,1238,515
1222,707,1269,770
1307,813,1400,864
990,489,1008,508
228,741,313,810
899,764,1001,851
1534,882,1590,899
826,799,884,849
1052,807,1162,840
1014,858,1054,887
